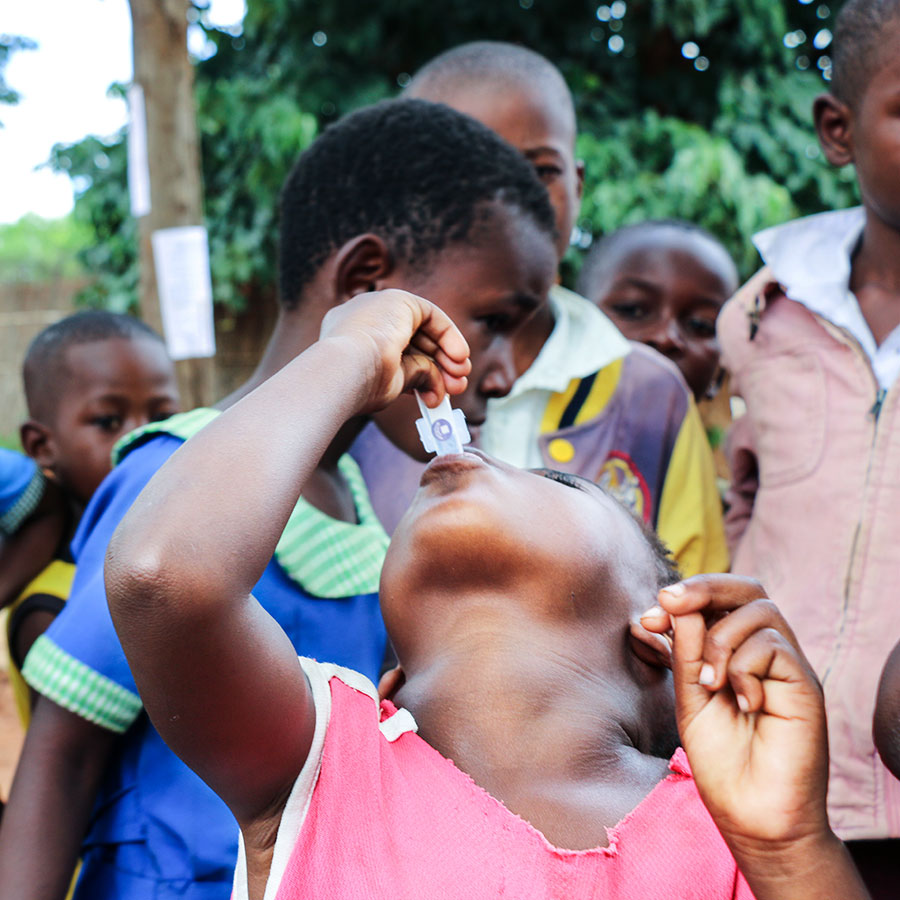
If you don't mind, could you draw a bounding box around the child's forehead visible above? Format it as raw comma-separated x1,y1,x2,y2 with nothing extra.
60,336,172,391
413,77,575,147
604,228,736,289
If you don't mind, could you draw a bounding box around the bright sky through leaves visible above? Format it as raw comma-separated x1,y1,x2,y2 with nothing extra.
0,0,246,224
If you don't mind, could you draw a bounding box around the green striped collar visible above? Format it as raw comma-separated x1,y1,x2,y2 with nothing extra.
113,409,389,598
23,634,142,733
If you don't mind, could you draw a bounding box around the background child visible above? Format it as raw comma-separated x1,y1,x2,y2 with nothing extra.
0,451,65,612
718,0,900,891
577,220,738,402
351,42,728,579
105,288,869,900
8,311,179,725
0,99,557,900
577,219,739,481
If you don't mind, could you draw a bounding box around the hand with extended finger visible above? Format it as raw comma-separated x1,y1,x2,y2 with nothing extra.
653,576,827,848
319,290,471,414
642,576,869,900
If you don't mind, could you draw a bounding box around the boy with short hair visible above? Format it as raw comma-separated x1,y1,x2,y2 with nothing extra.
577,219,738,403
0,98,558,900
578,219,739,483
718,0,900,888
7,311,179,724
352,42,728,579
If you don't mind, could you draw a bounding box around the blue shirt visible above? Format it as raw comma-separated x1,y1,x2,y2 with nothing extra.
30,434,387,899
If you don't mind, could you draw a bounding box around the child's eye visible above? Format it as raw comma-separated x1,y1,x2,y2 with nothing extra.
91,415,124,433
477,312,513,334
536,469,586,492
609,301,651,322
533,164,562,182
684,316,717,339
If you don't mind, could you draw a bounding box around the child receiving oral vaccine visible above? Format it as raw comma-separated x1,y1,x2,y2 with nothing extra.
105,288,868,900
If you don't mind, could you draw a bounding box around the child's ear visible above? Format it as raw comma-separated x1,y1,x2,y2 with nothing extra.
813,92,854,167
628,619,672,670
574,159,585,204
377,664,406,702
333,234,396,302
20,420,57,473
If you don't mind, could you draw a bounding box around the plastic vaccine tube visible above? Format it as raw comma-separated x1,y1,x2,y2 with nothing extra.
414,390,471,456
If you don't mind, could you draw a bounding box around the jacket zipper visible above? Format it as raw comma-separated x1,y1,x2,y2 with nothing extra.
811,316,886,688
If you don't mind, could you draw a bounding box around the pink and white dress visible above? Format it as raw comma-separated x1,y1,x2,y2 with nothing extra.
233,659,755,900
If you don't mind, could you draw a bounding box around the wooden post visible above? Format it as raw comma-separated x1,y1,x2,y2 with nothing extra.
129,0,214,408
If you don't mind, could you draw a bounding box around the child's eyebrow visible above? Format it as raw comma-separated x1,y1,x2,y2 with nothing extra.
523,146,565,159
509,292,544,312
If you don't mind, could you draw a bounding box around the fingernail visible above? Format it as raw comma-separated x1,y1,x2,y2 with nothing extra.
662,582,685,597
736,694,750,713
698,663,715,686
640,606,666,620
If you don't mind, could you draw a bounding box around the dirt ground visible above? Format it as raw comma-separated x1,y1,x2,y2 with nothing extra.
0,638,25,801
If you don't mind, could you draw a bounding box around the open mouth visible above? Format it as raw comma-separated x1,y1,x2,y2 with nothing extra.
419,449,490,486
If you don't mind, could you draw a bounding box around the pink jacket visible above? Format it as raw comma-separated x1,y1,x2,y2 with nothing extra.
719,267,900,839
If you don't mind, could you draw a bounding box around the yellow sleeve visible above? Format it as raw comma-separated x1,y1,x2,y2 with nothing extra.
656,398,729,578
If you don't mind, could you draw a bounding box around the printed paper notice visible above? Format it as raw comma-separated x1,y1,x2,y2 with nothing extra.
127,84,151,218
151,226,216,360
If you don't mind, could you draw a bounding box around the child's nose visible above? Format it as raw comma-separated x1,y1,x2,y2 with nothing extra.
647,317,685,356
478,341,518,399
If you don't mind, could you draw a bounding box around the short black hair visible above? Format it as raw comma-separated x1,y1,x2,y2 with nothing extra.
641,518,682,591
831,0,900,107
23,310,164,422
577,219,737,300
407,41,575,134
278,98,557,308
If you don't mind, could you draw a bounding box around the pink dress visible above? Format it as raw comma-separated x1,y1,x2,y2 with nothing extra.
233,660,755,900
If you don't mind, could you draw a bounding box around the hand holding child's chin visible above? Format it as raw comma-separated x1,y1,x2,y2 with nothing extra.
319,289,471,414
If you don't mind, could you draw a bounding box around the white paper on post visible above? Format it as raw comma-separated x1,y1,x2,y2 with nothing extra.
151,226,216,360
127,84,151,218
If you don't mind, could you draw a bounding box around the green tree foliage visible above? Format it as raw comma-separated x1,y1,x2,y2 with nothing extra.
0,34,36,124
51,0,858,310
0,213,91,283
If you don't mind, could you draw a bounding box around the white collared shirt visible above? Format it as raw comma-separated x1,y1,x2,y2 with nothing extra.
754,207,900,391
480,284,631,468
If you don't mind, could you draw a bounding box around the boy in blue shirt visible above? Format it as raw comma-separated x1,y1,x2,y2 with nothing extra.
7,311,179,724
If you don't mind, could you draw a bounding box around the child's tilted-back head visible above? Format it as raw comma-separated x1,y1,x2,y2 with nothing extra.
814,0,900,220
578,220,738,400
406,42,582,262
21,311,179,507
380,452,679,693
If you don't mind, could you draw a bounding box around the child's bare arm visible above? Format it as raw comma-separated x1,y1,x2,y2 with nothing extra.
0,696,116,900
874,637,900,780
105,290,470,829
646,575,869,900
0,478,66,610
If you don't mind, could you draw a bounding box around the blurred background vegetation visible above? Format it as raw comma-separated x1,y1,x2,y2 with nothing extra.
0,0,860,309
